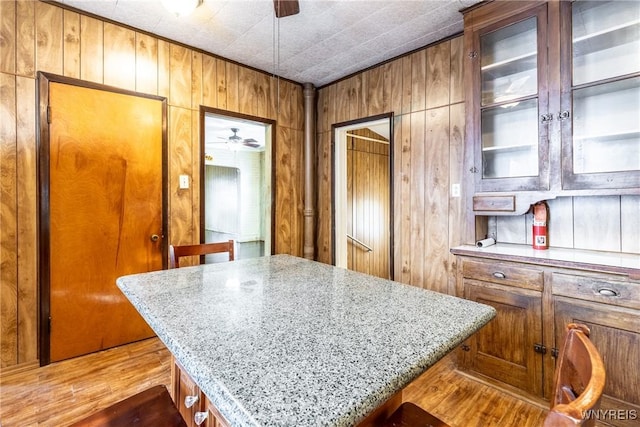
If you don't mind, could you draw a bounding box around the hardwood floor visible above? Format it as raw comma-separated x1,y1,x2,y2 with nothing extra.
0,338,548,427
0,338,171,427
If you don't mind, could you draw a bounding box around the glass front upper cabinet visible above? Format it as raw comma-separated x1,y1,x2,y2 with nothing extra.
474,5,550,192
561,0,640,189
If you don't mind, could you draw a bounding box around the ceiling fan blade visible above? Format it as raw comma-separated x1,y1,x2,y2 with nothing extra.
274,0,299,18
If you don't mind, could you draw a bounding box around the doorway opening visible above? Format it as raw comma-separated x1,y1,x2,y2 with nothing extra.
332,114,394,280
200,108,275,261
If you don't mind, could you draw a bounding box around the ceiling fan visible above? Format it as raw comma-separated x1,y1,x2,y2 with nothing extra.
274,0,299,18
217,128,261,149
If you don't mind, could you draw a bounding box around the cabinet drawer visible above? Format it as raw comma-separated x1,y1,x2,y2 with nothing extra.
462,259,543,291
552,273,640,310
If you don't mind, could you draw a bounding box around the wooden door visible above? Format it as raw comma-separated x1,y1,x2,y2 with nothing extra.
40,77,166,364
463,280,544,396
554,297,640,427
347,129,390,279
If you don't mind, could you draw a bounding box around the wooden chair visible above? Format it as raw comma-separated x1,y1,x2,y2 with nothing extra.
169,240,234,268
69,385,186,427
543,323,606,427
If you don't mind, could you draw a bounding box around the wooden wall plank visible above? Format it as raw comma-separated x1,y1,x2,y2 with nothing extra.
191,51,202,109
547,197,574,248
63,10,80,79
216,58,227,110
398,114,412,284
448,102,464,295
168,106,194,247
238,66,255,115
201,54,216,107
157,39,170,99
191,110,200,244
275,126,292,253
424,106,450,294
411,50,426,112
450,36,464,104
409,110,425,287
104,23,135,91
35,1,63,75
80,15,103,83
15,75,37,362
426,41,450,109
16,0,34,78
257,72,272,120
401,55,412,115
135,32,158,95
169,43,191,108
392,115,402,280
316,131,331,263
1,72,18,367
385,58,403,116
277,79,293,129
0,0,16,74
225,62,239,112
366,66,384,116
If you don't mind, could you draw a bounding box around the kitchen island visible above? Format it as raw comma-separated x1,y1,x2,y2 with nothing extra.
117,254,495,426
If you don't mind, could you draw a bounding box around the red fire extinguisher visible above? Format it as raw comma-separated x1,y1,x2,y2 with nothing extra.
532,201,549,250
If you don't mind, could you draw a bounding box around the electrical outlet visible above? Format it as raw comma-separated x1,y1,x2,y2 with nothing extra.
179,174,189,189
451,183,461,197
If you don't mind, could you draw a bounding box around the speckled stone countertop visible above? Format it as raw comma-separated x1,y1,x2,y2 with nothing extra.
117,255,495,427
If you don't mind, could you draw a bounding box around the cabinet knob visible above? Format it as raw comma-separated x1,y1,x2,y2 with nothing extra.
540,113,553,123
492,271,506,279
185,394,199,409
597,288,619,297
194,411,208,426
557,110,570,121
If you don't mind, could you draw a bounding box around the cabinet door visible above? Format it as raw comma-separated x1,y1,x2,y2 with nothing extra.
463,279,544,396
560,0,640,190
469,4,551,192
172,360,201,427
554,297,640,427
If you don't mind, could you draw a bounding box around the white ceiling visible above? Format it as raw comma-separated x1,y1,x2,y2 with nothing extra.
52,0,480,88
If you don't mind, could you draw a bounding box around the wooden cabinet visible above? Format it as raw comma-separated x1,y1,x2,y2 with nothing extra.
171,358,229,427
463,0,640,209
552,272,640,427
459,258,545,397
454,247,640,426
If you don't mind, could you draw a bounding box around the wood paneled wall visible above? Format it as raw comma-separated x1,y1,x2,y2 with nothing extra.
0,0,304,368
316,36,466,295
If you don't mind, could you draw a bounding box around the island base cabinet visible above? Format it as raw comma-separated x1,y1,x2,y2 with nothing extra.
462,280,544,397
554,298,640,427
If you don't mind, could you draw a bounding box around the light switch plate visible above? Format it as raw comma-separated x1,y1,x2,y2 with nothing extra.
451,183,461,197
179,174,189,189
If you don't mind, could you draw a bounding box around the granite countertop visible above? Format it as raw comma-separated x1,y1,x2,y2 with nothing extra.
451,243,640,277
117,254,496,427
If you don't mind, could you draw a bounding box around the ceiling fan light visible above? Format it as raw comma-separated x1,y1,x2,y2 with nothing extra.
161,0,202,17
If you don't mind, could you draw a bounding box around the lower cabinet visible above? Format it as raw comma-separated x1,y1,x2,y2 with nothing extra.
459,258,545,397
456,253,640,426
171,357,229,427
552,272,640,427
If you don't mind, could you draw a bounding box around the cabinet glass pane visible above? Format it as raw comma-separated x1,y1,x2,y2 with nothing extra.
481,98,539,179
572,77,640,174
481,17,538,106
573,0,640,86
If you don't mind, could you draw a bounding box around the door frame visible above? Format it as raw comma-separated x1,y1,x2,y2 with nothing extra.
331,112,395,279
199,107,276,256
36,72,168,365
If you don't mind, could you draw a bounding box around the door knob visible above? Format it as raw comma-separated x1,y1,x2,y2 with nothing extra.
150,234,160,242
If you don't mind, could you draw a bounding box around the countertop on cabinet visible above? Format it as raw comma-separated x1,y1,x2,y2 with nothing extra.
451,243,640,277
116,254,495,427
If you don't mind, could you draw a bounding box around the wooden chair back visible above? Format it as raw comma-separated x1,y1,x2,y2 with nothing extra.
543,323,606,427
169,240,235,268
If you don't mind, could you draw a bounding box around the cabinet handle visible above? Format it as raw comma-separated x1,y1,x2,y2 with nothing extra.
597,288,619,297
185,394,199,409
461,344,470,351
540,114,553,123
194,411,208,426
557,110,570,120
492,271,506,279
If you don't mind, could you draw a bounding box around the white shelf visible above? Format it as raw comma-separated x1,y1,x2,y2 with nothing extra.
482,143,537,153
573,19,640,44
573,130,640,142
481,51,537,72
